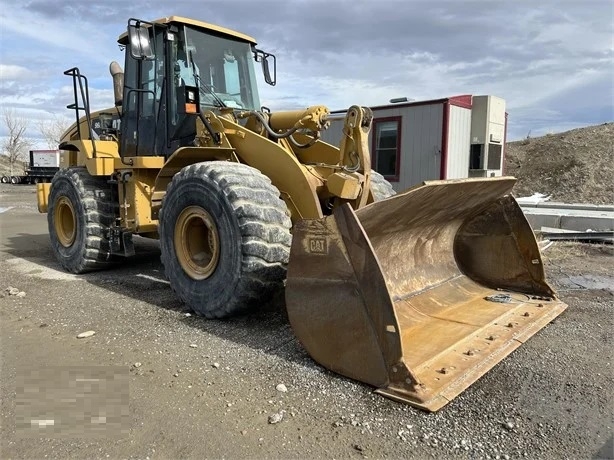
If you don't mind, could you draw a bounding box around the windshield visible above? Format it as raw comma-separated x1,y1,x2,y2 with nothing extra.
177,26,261,111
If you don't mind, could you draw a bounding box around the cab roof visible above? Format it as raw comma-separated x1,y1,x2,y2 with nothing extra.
118,15,257,45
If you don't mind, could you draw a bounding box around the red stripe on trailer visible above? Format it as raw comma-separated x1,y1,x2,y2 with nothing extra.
449,95,472,109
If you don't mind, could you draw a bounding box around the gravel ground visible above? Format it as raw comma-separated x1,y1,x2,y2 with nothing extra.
1,184,612,459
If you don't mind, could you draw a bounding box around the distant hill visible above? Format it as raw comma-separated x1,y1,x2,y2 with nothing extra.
506,122,614,204
0,155,26,176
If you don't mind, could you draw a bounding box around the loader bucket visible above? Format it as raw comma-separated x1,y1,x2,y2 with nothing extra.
286,177,567,412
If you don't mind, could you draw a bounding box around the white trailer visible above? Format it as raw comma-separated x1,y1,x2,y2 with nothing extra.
0,150,60,185
320,95,507,192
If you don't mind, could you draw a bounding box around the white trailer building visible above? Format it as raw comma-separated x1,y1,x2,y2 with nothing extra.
320,95,507,192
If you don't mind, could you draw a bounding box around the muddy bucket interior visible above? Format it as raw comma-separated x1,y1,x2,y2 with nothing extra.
286,177,567,411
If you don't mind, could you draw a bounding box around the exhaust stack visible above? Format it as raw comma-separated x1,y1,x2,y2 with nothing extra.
109,61,124,107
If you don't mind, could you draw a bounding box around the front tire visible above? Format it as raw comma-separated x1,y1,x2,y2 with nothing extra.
159,161,292,318
47,168,118,273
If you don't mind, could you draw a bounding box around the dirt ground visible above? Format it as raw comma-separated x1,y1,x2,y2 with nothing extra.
505,122,614,204
1,184,613,460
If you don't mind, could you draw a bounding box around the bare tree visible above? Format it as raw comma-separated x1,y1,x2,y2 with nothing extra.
38,115,71,149
1,108,33,176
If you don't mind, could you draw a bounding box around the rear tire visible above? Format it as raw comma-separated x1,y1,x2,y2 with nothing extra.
10,176,19,184
48,168,118,273
370,171,396,201
159,161,292,318
0,176,8,184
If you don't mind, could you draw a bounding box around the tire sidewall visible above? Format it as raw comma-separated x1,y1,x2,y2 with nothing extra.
48,175,88,272
370,171,396,201
160,174,242,313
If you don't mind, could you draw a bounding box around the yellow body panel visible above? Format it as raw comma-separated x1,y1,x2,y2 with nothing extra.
61,140,166,172
88,157,116,176
158,16,256,43
118,169,159,233
119,157,167,169
326,172,362,200
51,138,167,233
36,183,51,213
117,16,256,44
290,136,343,165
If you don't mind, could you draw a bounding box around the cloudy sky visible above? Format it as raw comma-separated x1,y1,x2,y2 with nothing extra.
0,0,612,147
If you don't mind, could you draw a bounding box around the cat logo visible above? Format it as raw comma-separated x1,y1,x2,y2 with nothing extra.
308,238,327,254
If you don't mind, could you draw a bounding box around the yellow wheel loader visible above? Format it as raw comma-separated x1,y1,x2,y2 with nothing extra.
37,16,567,411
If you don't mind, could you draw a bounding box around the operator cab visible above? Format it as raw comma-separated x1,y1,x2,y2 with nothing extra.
115,16,276,158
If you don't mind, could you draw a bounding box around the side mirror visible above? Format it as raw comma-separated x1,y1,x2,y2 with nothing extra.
254,49,276,86
128,23,154,60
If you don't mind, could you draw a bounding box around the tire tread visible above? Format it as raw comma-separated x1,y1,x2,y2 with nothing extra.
160,161,292,318
49,167,118,273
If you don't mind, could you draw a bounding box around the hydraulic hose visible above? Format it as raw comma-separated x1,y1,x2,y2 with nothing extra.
288,132,320,149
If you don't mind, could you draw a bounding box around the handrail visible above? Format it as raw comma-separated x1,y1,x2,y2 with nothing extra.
63,67,96,158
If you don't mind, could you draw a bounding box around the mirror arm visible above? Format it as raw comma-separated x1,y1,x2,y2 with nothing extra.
254,48,277,86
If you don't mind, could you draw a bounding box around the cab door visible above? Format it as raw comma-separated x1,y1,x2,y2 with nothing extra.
120,25,166,157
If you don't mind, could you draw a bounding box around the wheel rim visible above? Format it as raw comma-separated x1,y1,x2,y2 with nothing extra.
55,196,77,247
175,206,220,280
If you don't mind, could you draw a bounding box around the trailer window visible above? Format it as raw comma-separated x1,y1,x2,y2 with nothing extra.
372,118,401,181
469,144,484,170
